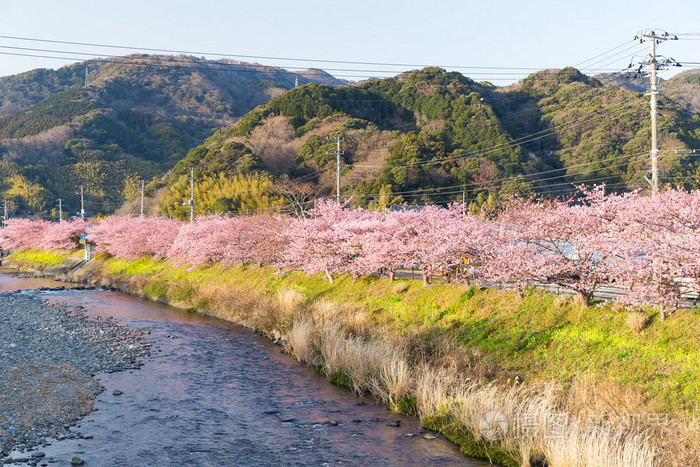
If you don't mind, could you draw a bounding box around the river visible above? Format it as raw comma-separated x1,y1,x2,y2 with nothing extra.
2,275,485,466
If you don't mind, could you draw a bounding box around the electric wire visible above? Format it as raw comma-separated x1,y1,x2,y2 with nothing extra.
346,96,641,169
374,150,700,202
0,34,639,72
573,40,638,68
0,49,647,84
349,152,651,200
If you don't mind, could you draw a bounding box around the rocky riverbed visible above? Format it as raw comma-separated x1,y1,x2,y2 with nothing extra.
0,288,150,463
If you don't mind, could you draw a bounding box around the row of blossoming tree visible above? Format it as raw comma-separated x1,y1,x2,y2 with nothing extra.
1,187,699,311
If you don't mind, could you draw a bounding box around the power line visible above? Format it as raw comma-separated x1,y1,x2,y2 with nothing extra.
0,48,647,84
573,40,638,68
0,35,674,85
367,150,700,202
346,95,641,169
350,151,651,200
0,34,631,72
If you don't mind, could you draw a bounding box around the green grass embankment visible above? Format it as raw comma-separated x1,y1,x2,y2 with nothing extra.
6,250,700,465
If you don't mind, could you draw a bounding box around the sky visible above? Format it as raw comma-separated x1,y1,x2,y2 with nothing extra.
0,0,698,86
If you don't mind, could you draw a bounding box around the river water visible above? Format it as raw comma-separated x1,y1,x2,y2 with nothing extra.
3,275,485,466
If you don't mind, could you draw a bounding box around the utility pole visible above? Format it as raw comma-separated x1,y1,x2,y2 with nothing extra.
140,180,145,217
326,136,344,203
190,167,195,222
58,199,63,222
631,29,679,192
2,200,7,228
80,185,85,221
462,190,466,217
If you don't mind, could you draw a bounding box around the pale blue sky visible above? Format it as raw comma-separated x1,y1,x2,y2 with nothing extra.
0,0,698,85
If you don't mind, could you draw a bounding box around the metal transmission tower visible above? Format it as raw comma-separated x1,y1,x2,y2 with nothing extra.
84,66,89,88
326,136,345,202
629,29,680,191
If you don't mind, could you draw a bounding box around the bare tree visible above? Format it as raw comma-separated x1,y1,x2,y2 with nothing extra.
272,175,323,219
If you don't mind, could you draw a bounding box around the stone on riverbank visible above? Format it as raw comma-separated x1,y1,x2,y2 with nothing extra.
0,291,150,453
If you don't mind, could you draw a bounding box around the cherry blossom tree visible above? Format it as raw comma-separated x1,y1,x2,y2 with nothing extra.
0,218,51,251
611,188,700,315
283,200,364,282
166,214,290,268
482,188,633,308
88,217,183,259
2,186,700,313
379,204,484,286
39,219,88,251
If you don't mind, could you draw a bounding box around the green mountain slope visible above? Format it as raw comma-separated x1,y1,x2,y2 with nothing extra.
661,69,700,113
156,66,700,217
0,55,348,216
495,68,700,191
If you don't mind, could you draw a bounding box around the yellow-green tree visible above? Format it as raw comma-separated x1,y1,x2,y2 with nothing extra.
3,174,49,211
160,172,283,218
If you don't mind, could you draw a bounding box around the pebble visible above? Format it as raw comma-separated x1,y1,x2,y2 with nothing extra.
386,419,401,427
423,433,436,440
71,456,84,465
0,291,150,454
112,390,123,396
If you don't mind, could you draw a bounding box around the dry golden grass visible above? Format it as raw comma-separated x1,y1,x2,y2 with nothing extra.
552,294,573,309
286,319,314,363
392,281,410,294
380,355,412,404
572,293,589,311
310,298,344,326
627,311,650,333
413,369,657,466
566,375,649,422
541,421,656,467
83,262,688,466
275,288,306,321
414,365,451,417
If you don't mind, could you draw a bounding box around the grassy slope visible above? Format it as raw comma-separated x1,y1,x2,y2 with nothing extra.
7,250,700,464
12,251,697,414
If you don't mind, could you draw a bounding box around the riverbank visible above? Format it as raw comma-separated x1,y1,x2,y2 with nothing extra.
5,249,700,466
0,287,150,460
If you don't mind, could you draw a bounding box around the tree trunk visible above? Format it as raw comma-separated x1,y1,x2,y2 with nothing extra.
579,291,590,308
576,291,591,319
422,270,430,288
388,270,395,284
325,269,334,284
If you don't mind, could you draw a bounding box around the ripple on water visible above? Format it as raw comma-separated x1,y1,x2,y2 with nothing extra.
3,275,488,466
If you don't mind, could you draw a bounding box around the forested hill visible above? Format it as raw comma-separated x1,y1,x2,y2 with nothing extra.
0,55,348,216
155,67,700,217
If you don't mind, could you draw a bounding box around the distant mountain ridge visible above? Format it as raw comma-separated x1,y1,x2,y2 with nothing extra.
0,55,349,215
0,55,699,218
152,66,700,217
